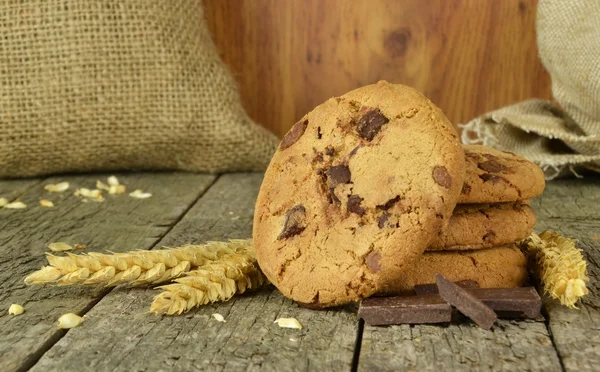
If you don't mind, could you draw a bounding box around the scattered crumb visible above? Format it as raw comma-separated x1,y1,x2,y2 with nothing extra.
274,317,302,329
4,201,27,209
129,189,152,199
74,244,86,250
48,242,74,252
57,313,84,329
96,180,110,191
40,199,54,207
44,182,69,193
414,338,421,343
0,198,7,207
593,236,599,241
289,338,298,342
212,313,226,322
107,175,119,186
8,304,24,316
74,188,104,202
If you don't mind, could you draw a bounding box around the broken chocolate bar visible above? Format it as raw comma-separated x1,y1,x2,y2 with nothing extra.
471,287,542,318
415,280,479,296
436,274,497,330
358,295,451,326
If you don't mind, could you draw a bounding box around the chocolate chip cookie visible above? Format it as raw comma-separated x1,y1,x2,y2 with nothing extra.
253,81,465,307
380,245,528,295
428,201,536,251
460,145,545,203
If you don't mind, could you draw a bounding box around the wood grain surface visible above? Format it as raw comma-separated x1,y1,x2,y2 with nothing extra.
204,0,552,137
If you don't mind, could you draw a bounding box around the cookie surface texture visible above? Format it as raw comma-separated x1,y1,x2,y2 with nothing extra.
380,245,528,295
253,81,465,307
460,145,545,204
428,201,536,251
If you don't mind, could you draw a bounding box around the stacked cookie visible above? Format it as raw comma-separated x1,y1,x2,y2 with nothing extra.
383,145,545,294
253,81,545,308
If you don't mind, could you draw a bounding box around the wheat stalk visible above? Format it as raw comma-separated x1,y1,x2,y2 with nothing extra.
523,230,589,308
150,253,268,315
24,239,253,287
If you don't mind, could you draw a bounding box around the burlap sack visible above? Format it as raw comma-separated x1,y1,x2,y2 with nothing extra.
461,0,600,179
0,0,279,178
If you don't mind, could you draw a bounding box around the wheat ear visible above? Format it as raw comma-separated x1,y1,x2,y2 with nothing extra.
24,239,253,287
150,252,268,315
523,230,589,308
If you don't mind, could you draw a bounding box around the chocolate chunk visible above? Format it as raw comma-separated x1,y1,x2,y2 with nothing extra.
347,195,365,215
377,213,389,228
325,146,335,156
415,280,479,296
356,108,389,141
277,205,307,240
327,165,351,185
470,287,542,318
317,126,322,139
365,251,381,272
478,160,508,173
479,173,503,184
461,183,472,194
436,274,497,330
280,119,308,150
377,195,400,210
432,166,452,188
483,154,499,162
359,295,452,326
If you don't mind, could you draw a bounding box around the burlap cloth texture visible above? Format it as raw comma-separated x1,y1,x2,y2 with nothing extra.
0,0,279,178
461,0,600,179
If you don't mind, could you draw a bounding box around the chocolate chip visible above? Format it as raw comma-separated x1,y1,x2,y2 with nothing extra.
356,108,389,141
461,183,472,194
347,195,365,215
377,195,400,210
317,126,322,139
432,166,452,188
325,146,335,156
378,213,390,228
478,160,508,173
327,165,351,185
365,251,381,271
479,174,503,184
277,205,307,240
280,119,308,150
483,154,499,162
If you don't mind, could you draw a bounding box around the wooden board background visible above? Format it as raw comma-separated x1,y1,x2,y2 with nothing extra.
204,0,552,138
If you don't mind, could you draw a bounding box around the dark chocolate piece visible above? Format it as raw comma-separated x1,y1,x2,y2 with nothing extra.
277,205,307,240
327,165,351,185
461,183,472,194
280,119,308,150
470,287,542,318
377,195,400,210
436,274,497,330
433,166,452,188
347,195,365,215
479,173,503,184
415,280,479,296
356,108,389,141
359,295,451,326
365,251,381,272
377,212,389,228
477,160,508,173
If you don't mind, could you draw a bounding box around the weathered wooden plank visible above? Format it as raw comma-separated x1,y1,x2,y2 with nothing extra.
534,177,600,371
359,319,561,371
0,173,216,372
30,173,359,372
0,178,42,200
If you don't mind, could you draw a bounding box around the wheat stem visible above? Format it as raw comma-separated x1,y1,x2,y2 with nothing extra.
24,239,253,287
150,253,268,315
523,230,589,308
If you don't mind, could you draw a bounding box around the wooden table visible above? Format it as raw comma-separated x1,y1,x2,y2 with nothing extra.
1,172,598,371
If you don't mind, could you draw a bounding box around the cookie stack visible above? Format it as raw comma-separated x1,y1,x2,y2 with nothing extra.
253,81,545,308
382,145,545,294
